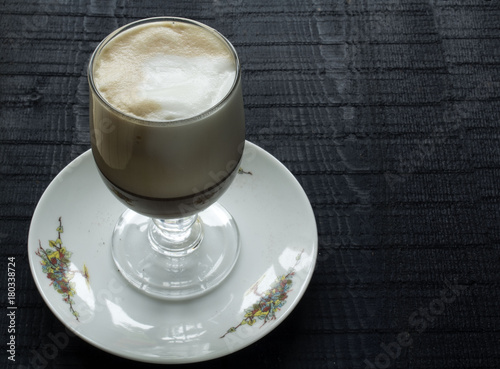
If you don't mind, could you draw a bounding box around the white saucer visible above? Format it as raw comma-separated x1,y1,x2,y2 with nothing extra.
28,141,318,364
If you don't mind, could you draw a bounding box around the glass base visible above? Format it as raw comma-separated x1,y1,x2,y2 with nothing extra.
112,203,240,300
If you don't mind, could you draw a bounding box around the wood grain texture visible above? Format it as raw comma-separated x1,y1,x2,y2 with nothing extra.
1,0,500,368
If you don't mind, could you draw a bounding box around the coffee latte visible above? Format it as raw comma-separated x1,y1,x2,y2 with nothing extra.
88,18,245,218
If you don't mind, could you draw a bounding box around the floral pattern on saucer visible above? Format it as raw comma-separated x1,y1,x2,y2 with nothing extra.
221,250,304,338
35,217,89,321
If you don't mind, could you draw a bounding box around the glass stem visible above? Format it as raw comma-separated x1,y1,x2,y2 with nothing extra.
148,214,203,257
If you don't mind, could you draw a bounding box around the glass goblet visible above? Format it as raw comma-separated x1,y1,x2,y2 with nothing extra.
87,17,245,300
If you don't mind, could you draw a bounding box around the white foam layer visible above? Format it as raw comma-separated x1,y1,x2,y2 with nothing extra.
139,54,235,120
93,21,236,121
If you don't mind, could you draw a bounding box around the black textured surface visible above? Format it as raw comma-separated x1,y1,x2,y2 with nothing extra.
1,1,500,368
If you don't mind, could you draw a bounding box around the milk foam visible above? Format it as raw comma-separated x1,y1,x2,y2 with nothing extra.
93,22,236,121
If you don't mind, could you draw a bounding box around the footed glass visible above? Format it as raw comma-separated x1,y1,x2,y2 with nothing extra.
88,17,245,300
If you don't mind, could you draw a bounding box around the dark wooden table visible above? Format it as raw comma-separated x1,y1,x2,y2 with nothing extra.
1,1,500,368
